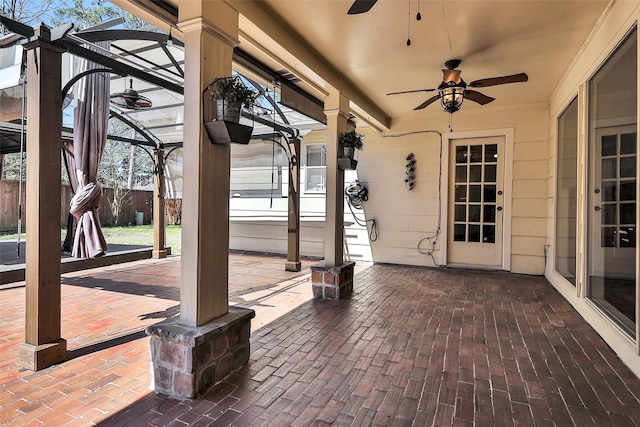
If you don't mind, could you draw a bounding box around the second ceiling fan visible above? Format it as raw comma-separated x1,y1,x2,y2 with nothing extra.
348,0,378,14
388,59,529,113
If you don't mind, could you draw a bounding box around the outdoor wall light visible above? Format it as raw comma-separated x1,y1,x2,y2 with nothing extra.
110,77,152,110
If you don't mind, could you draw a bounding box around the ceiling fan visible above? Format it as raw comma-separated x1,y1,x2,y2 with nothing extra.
387,59,529,113
348,0,378,14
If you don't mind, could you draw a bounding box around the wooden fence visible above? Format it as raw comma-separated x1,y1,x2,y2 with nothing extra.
0,180,154,232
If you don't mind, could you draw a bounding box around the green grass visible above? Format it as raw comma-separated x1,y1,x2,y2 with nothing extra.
0,224,182,254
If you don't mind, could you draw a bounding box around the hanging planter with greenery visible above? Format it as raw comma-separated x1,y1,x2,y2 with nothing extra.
337,130,364,170
203,75,257,145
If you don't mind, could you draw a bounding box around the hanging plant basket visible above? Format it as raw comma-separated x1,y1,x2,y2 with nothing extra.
338,131,363,170
203,76,257,145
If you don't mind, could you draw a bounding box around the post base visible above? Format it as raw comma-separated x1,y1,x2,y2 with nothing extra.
146,307,255,399
152,247,171,259
311,262,355,300
285,261,302,272
18,339,67,371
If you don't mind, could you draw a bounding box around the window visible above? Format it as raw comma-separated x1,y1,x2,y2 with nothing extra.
305,144,326,192
587,28,636,336
555,97,578,285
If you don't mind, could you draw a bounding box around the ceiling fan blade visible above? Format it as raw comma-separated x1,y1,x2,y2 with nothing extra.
465,90,495,105
414,94,440,110
348,0,377,14
469,73,528,88
387,88,436,96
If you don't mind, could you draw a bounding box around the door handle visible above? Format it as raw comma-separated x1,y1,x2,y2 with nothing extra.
497,206,503,211
594,206,601,211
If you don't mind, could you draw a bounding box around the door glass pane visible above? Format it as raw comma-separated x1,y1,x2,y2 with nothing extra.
454,205,466,222
485,144,497,162
621,133,636,154
555,97,578,285
483,225,495,243
455,185,466,202
484,185,496,203
601,159,617,179
456,146,467,163
455,166,467,182
470,145,482,162
468,225,480,242
620,157,636,178
468,185,481,202
454,224,466,241
587,29,636,337
602,135,617,156
620,181,635,201
602,204,616,224
485,165,497,182
468,205,481,222
484,205,496,223
602,181,617,201
620,227,636,247
620,203,635,224
469,165,482,182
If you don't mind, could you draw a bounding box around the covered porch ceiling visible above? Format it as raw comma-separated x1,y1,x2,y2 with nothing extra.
117,0,611,130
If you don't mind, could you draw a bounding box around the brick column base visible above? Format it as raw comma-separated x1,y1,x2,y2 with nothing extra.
311,262,355,299
146,307,255,399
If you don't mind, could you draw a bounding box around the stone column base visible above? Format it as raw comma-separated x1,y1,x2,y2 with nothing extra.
311,262,355,299
146,307,255,399
18,339,67,371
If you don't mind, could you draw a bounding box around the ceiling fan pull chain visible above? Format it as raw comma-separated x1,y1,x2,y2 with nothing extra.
406,0,412,46
416,0,422,20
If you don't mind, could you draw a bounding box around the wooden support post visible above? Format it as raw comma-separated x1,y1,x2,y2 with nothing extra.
153,148,168,258
323,92,349,266
286,137,301,272
17,26,67,371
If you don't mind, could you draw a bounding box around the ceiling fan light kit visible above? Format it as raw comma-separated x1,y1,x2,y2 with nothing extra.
439,84,465,114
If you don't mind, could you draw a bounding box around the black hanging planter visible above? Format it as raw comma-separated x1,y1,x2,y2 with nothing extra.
204,120,253,145
203,77,256,145
337,145,358,170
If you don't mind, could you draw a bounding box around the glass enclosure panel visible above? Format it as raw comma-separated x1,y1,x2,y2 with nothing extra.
555,97,578,284
230,141,284,197
587,29,637,337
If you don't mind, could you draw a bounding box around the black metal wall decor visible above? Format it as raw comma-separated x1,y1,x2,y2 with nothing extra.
405,153,415,190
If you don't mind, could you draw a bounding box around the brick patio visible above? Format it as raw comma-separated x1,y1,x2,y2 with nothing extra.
1,254,639,426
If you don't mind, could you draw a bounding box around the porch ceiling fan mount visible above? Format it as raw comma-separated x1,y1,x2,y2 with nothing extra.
387,59,529,114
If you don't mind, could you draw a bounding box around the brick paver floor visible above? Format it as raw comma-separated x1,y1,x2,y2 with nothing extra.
1,255,639,426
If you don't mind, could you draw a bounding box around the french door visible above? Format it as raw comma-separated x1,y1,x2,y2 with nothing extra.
588,126,636,334
447,136,505,268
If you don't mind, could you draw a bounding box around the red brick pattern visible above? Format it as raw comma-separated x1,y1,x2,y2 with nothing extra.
1,258,639,426
311,262,355,299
